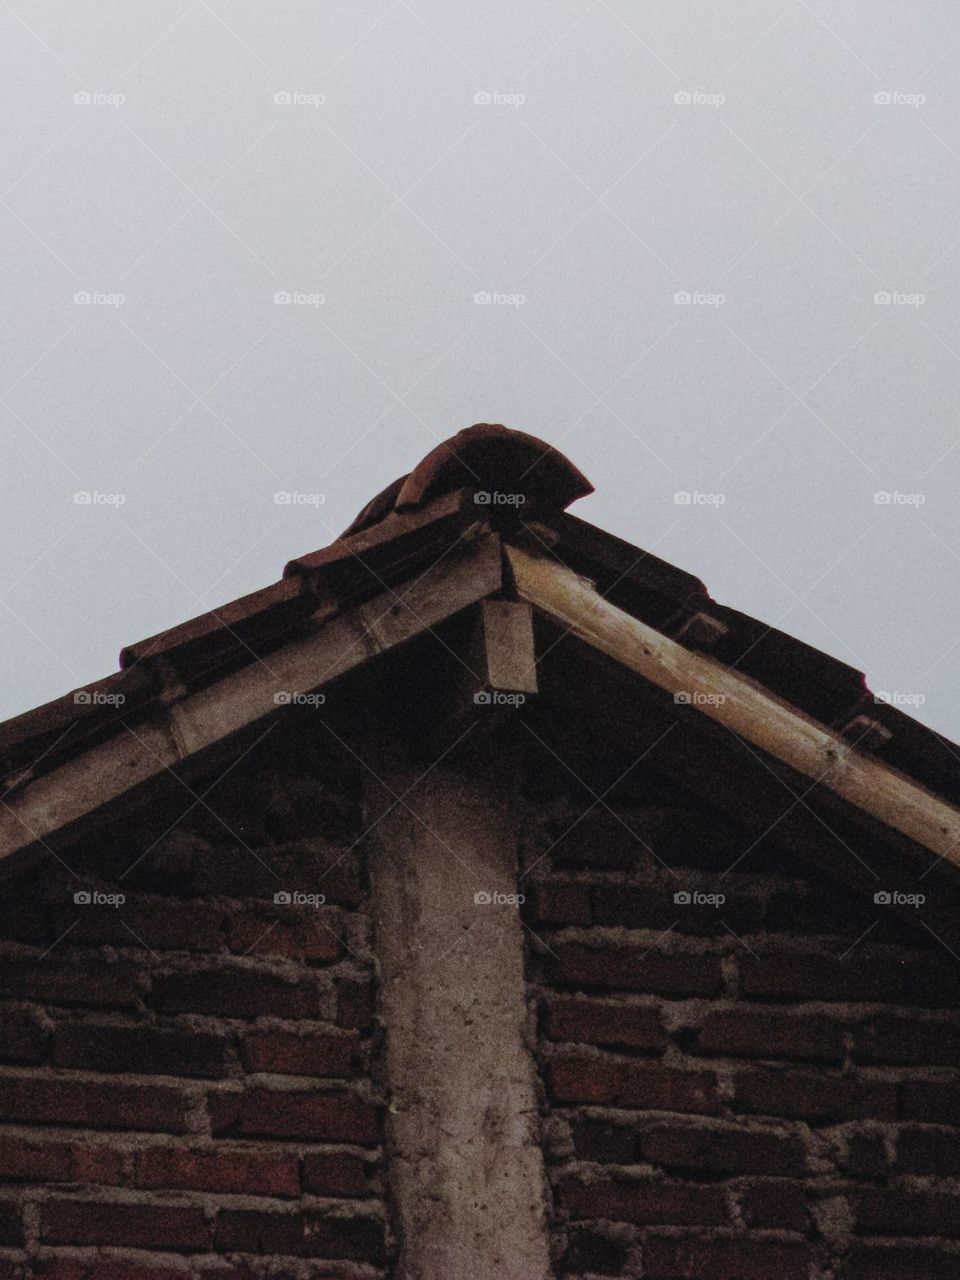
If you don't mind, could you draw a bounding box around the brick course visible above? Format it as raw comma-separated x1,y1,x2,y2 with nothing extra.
3,678,960,1278
523,783,960,1279
0,725,391,1277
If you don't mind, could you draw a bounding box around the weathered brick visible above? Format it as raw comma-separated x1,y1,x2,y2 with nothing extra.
740,1179,811,1231
214,1206,383,1263
550,1052,718,1113
52,1023,230,1078
0,1009,47,1063
0,1136,123,1185
590,884,679,930
214,1207,306,1255
227,913,340,964
0,960,138,1008
593,884,763,935
0,1200,22,1245
840,1243,960,1279
548,944,722,997
852,1015,960,1065
114,827,206,894
845,1131,888,1179
528,881,592,926
560,1226,626,1274
557,1175,727,1226
765,884,884,939
336,978,375,1029
0,888,48,943
241,1028,357,1077
192,841,364,907
740,950,905,1004
550,813,652,870
857,1189,960,1237
32,1263,191,1280
644,1235,812,1279
734,1069,896,1122
135,1146,299,1196
695,1009,844,1061
571,1117,635,1163
628,1121,805,1176
904,959,960,1009
897,1126,960,1175
0,1076,190,1132
209,1086,379,1143
301,1151,372,1197
901,1080,960,1124
63,898,224,951
39,1198,209,1250
307,1212,386,1264
150,968,321,1019
544,995,666,1052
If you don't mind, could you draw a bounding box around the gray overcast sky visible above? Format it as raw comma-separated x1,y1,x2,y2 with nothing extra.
3,1,960,743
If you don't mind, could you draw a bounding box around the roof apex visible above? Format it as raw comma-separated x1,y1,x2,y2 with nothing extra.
342,423,594,535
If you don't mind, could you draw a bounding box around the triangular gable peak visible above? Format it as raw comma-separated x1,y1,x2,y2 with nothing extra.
1,424,959,937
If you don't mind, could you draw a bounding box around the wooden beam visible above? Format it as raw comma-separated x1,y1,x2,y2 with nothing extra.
537,641,960,954
471,600,538,698
506,541,960,865
0,533,504,866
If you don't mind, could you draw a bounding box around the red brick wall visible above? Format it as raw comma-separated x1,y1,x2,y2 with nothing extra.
522,787,960,1280
0,723,389,1279
6,712,960,1279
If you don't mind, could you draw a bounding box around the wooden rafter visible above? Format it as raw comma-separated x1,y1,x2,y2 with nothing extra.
506,541,960,866
0,533,503,866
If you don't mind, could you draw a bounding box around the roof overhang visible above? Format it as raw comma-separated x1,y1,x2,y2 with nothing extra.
2,425,958,940
0,528,501,868
506,541,960,868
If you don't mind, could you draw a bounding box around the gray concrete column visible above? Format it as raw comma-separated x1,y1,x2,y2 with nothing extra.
364,747,552,1280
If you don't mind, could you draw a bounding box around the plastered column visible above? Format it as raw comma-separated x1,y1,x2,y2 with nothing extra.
365,746,552,1280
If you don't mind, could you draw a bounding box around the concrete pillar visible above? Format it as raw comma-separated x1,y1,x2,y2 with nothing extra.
364,746,552,1280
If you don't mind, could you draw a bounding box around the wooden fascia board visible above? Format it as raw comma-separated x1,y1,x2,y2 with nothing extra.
0,531,504,867
505,541,960,866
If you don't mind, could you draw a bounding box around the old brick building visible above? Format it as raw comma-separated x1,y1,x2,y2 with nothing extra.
0,424,959,1279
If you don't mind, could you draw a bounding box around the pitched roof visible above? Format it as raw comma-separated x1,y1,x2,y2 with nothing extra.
1,424,958,887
